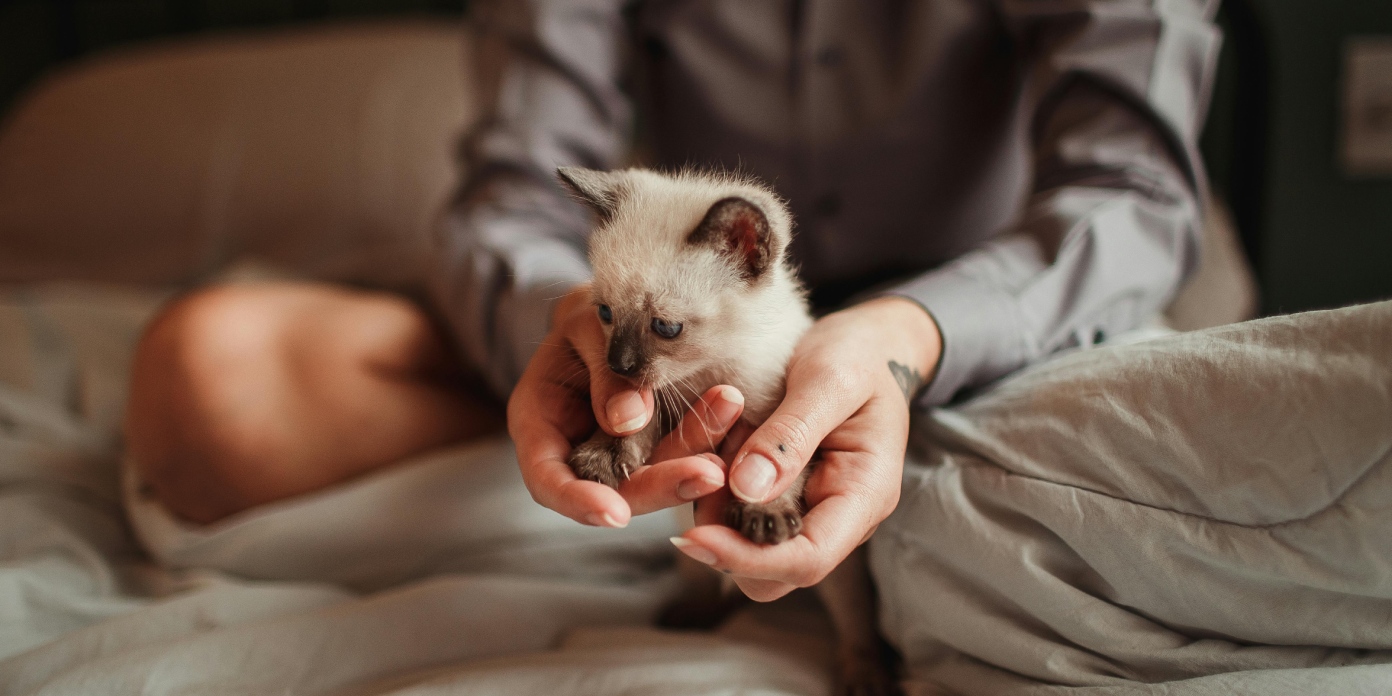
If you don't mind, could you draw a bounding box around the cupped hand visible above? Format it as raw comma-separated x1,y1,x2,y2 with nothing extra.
508,285,746,527
673,297,943,601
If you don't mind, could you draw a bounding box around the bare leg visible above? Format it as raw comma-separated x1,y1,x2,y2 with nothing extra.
124,282,503,524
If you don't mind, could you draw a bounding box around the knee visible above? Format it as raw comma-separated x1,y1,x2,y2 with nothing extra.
130,286,284,429
125,285,293,521
140,285,280,371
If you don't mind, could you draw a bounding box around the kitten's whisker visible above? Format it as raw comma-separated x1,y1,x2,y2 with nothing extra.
666,376,711,453
663,386,683,434
675,375,719,453
653,386,667,433
666,385,694,454
670,387,692,451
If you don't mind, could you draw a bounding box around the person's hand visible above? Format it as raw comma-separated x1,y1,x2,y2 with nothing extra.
671,297,942,601
508,284,746,527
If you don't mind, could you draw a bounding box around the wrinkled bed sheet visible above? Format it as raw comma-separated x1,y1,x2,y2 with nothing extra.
0,284,1389,695
0,284,837,695
875,299,1392,695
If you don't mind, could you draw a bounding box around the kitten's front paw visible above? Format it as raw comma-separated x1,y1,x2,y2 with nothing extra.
725,495,803,545
567,435,631,489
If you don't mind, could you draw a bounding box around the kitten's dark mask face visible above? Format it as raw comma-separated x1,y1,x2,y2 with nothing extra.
590,196,777,390
593,299,694,386
560,166,788,393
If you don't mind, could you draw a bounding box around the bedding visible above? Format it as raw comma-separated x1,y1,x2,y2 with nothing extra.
0,284,1388,695
0,14,1349,696
874,299,1392,694
0,283,839,695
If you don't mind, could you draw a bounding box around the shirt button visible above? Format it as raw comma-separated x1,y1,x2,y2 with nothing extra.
815,46,844,67
814,193,841,217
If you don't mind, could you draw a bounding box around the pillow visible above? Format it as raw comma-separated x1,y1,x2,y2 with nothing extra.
0,20,475,292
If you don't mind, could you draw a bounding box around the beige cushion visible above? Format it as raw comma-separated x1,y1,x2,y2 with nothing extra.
0,20,474,292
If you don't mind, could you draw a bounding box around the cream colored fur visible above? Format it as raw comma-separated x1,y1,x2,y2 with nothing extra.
561,167,898,696
585,168,811,423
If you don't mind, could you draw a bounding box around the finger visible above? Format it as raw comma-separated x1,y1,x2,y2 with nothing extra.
567,309,656,436
507,340,631,527
731,577,798,603
690,472,735,527
620,454,726,515
649,385,745,463
594,383,655,436
509,423,629,526
674,487,869,587
718,420,755,463
728,367,867,504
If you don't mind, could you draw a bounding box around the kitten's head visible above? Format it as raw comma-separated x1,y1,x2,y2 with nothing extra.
557,167,801,390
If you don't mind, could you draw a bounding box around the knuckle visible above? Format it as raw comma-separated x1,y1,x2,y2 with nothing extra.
813,359,850,387
882,485,902,515
791,563,827,588
741,583,786,603
829,364,873,400
525,485,547,508
760,414,814,463
803,356,866,396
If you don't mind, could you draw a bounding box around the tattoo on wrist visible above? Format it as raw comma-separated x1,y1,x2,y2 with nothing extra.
888,360,924,404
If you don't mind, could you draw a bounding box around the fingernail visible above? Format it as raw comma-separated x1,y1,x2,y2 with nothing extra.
731,453,776,502
586,512,626,528
677,477,721,501
608,391,648,434
712,386,744,426
670,537,717,565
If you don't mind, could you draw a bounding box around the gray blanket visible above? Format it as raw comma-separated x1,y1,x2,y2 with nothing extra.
873,300,1392,694
1,284,1389,694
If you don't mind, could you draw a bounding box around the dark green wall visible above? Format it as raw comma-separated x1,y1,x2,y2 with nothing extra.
0,0,467,117
1254,0,1392,313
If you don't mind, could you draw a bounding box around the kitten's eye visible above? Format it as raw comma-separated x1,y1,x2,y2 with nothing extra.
650,317,683,339
597,305,613,324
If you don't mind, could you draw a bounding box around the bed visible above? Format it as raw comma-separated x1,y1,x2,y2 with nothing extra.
2,19,1389,696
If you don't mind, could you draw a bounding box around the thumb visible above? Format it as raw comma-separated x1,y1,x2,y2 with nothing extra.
563,296,656,437
729,368,862,503
590,369,654,436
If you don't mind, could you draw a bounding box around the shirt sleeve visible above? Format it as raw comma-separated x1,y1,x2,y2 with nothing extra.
433,0,632,397
887,0,1221,407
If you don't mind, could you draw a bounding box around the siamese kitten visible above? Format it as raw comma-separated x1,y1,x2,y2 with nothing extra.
559,167,898,696
560,166,812,539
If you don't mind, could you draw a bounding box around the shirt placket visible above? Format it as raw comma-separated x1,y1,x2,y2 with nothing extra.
793,0,851,286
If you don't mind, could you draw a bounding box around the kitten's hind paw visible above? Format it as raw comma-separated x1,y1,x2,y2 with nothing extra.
726,496,803,544
567,435,630,489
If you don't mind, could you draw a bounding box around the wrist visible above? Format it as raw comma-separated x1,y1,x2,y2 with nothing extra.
856,296,943,382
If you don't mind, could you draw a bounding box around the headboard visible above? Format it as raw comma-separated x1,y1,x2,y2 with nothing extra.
0,0,468,116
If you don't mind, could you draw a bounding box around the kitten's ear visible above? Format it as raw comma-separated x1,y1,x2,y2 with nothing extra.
687,197,780,281
556,167,624,223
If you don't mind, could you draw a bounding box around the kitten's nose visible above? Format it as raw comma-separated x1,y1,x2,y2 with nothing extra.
607,356,640,378
607,338,643,378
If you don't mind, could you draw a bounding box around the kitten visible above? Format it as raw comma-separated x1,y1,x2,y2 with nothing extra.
558,167,898,695
560,166,812,539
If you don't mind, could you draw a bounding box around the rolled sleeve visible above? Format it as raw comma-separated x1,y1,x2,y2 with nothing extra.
433,0,632,397
890,0,1219,407
890,252,1032,407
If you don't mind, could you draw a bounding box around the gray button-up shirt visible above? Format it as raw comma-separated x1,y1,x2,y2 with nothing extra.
435,0,1219,405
